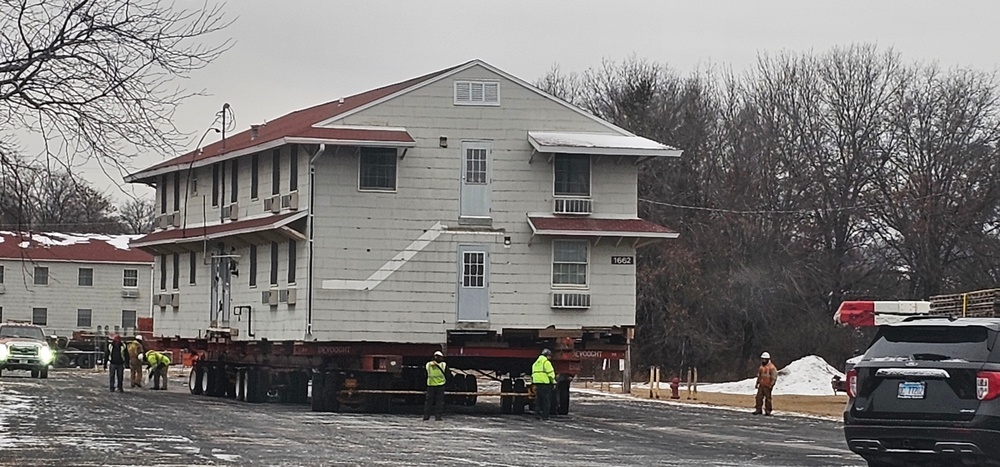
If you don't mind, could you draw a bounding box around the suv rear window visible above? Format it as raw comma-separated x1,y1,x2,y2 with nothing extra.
865,325,995,362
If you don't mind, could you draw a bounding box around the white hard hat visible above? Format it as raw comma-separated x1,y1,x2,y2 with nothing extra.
761,352,771,359
433,351,444,357
135,335,143,341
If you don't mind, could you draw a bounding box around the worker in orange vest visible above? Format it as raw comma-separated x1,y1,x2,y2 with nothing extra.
753,351,778,416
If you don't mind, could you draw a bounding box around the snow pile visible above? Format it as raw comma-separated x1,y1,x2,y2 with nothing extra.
2,232,142,250
698,355,844,396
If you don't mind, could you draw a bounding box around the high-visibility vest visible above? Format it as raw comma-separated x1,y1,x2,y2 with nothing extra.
146,351,171,367
426,361,447,387
532,355,555,384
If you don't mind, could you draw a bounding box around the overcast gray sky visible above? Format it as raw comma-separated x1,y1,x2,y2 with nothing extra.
93,0,1000,201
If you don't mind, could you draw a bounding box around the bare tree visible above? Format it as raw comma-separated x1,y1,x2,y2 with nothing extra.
118,198,155,234
0,0,231,227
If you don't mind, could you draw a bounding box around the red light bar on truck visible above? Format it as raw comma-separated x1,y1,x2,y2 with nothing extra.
834,300,930,327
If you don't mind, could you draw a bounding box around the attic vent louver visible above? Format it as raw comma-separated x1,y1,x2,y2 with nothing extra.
454,80,499,106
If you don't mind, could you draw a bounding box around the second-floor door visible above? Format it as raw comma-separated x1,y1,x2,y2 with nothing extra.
460,141,492,220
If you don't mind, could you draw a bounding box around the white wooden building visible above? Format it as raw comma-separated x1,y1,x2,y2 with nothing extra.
126,60,680,344
0,232,153,338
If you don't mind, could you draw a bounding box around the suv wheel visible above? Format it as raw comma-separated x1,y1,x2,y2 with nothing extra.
30,369,39,378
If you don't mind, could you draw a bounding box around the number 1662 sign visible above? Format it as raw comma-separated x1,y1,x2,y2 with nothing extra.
611,256,634,265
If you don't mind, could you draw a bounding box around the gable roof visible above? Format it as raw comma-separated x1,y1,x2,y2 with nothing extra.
0,232,153,264
126,59,658,184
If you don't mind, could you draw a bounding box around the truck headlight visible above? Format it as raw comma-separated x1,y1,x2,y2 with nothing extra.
0,344,8,361
38,346,53,365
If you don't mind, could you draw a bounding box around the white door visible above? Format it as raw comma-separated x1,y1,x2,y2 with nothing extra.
457,245,489,322
210,245,232,327
460,142,492,219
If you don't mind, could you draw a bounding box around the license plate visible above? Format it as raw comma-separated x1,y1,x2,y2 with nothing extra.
898,381,925,399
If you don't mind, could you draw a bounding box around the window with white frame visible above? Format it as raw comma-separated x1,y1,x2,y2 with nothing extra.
465,148,488,184
77,309,92,328
552,240,589,286
454,80,499,105
78,268,93,286
554,155,591,197
32,307,47,325
123,269,138,288
122,310,137,329
462,252,486,288
33,266,48,285
0,265,4,284
359,148,397,191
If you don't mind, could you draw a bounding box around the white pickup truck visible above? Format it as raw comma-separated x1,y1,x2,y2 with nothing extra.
0,322,55,378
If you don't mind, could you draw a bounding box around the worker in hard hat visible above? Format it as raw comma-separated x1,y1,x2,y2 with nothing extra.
144,350,172,390
127,335,145,388
753,351,778,415
103,335,128,393
423,350,447,421
532,348,556,421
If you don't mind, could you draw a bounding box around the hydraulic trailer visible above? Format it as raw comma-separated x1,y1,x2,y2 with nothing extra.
157,329,627,415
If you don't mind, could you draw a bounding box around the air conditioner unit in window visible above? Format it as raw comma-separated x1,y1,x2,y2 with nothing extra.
121,289,139,299
261,291,271,304
228,202,239,220
155,294,170,307
268,288,279,306
281,192,299,211
171,212,182,227
170,293,180,307
156,215,170,229
270,195,281,213
286,288,297,305
279,289,289,303
551,292,591,309
554,198,592,215
263,197,274,212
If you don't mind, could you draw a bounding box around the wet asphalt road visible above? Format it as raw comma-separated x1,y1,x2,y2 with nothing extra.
0,369,864,466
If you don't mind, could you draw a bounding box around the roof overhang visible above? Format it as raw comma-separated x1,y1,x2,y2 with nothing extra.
125,128,415,184
131,211,307,252
527,214,678,248
527,131,682,159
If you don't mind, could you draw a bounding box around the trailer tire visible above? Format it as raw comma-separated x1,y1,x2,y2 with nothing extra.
310,372,325,411
465,374,478,407
235,369,246,402
245,368,261,403
189,367,203,395
40,368,48,379
512,379,526,415
500,378,513,414
77,355,92,369
556,377,570,415
289,372,309,404
199,366,209,395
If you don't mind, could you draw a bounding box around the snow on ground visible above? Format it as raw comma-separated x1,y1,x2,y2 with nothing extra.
697,355,844,396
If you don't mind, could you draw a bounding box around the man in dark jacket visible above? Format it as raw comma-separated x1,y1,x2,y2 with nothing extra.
104,335,128,392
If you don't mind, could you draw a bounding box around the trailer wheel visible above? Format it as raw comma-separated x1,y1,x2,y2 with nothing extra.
556,377,570,415
235,369,246,402
40,368,48,379
465,374,478,407
199,366,209,395
289,372,309,404
77,355,92,369
500,378,513,414
245,368,260,403
189,367,203,395
512,379,526,415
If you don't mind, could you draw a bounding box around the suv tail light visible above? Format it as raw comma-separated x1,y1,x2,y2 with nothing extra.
976,371,1000,400
846,369,858,398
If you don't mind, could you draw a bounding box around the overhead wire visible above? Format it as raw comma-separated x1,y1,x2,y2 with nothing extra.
638,192,949,215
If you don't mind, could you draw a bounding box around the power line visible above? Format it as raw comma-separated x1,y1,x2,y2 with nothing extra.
639,193,948,215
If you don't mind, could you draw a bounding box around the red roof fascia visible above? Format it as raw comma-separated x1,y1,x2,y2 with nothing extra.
132,212,303,246
0,233,153,263
134,65,460,179
528,216,677,235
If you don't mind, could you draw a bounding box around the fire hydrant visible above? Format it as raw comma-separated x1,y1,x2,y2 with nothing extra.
670,376,681,399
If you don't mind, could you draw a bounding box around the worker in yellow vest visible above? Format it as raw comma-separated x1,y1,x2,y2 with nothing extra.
144,350,172,390
423,350,447,421
532,349,556,420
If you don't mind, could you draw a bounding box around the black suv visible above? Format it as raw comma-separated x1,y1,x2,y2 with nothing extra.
844,317,1000,466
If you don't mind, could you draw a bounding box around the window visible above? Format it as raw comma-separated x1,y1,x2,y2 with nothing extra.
172,253,180,289
32,308,47,325
78,268,93,286
189,251,196,285
173,172,180,211
359,148,397,191
212,163,220,207
552,240,589,286
122,310,137,330
231,158,239,203
462,252,486,287
454,80,500,105
77,309,92,328
33,266,48,285
290,145,298,191
554,155,591,196
251,154,259,199
159,255,167,290
270,242,278,285
123,269,138,288
288,240,297,283
160,174,168,214
465,147,488,184
272,149,281,195
249,245,257,287
0,265,4,284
